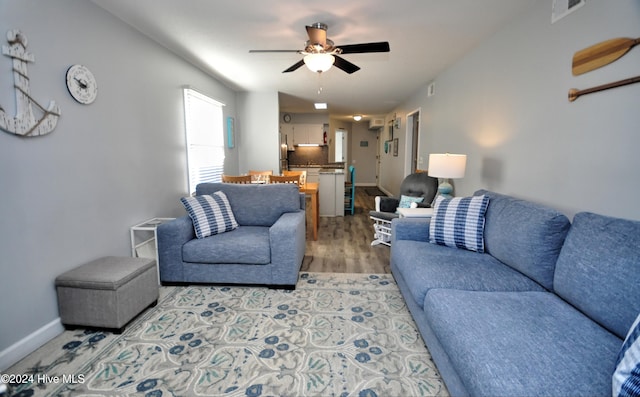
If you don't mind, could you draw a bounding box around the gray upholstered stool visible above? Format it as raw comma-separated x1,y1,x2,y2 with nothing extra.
55,256,159,332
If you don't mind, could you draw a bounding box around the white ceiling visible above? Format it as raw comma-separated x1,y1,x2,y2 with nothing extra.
91,0,536,120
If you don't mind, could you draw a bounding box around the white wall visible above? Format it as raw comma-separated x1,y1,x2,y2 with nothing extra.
0,0,238,367
350,122,378,186
237,91,280,174
393,0,640,221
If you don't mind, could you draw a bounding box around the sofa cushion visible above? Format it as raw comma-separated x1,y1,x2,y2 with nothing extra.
613,313,640,397
182,226,270,264
430,195,489,253
424,289,621,397
475,189,570,291
554,212,640,339
196,183,301,226
180,192,238,238
392,240,545,309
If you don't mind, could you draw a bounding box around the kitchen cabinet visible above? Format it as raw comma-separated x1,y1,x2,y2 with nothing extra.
280,123,294,146
291,124,324,145
319,169,345,217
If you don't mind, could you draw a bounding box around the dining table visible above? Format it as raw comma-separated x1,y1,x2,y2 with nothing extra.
299,182,319,240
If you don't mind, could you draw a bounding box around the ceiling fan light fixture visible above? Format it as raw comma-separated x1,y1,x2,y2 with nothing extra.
303,53,335,73
353,115,362,121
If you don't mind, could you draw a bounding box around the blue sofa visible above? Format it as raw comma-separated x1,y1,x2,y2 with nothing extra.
391,190,640,397
157,183,306,288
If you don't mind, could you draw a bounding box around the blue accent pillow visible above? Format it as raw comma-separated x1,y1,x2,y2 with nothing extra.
180,192,239,239
613,313,640,397
429,195,490,253
397,195,424,211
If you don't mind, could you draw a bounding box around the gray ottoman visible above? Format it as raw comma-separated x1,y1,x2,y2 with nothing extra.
55,256,159,332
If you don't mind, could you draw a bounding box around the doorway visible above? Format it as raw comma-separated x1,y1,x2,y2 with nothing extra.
335,129,347,163
407,110,420,173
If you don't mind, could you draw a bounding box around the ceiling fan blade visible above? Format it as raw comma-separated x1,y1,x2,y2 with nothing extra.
333,55,360,74
337,42,390,54
283,59,305,73
306,24,327,46
249,49,300,53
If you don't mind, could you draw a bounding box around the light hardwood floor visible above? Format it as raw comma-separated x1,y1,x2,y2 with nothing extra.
301,187,391,274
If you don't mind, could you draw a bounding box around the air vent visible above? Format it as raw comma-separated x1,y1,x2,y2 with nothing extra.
368,118,384,130
551,0,585,23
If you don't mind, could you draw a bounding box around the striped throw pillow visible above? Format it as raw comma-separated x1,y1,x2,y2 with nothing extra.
429,195,489,253
613,313,640,397
180,192,239,239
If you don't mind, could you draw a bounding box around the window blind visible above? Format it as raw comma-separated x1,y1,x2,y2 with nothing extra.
183,88,225,195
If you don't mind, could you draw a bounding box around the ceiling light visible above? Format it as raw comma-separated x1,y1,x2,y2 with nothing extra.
353,115,362,121
314,102,327,110
303,53,335,73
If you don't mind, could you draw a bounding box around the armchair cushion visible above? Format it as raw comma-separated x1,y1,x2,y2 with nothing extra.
182,226,270,264
196,183,300,226
180,192,238,238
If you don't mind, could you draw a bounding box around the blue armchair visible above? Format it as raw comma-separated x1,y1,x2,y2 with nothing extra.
157,183,306,289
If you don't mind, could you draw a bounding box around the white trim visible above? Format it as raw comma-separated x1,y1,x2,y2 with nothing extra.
0,318,63,371
405,108,421,175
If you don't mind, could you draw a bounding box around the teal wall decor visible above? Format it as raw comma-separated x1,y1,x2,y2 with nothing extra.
226,116,234,148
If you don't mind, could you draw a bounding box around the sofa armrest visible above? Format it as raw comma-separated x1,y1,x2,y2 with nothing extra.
392,218,431,243
157,215,194,282
269,211,305,286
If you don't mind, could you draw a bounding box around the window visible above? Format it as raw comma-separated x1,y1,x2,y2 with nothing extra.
183,88,225,195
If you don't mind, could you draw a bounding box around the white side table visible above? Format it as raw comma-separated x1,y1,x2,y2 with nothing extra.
130,217,175,283
397,207,434,218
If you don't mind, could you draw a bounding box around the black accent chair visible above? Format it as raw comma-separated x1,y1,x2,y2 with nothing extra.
369,172,438,246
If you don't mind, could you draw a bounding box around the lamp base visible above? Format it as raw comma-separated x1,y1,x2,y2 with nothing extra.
437,180,453,199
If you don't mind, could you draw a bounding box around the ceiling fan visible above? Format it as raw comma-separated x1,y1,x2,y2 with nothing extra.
249,22,390,74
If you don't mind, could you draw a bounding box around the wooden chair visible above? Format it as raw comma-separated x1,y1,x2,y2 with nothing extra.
222,175,252,184
248,170,273,183
269,175,301,186
344,165,356,215
283,170,307,186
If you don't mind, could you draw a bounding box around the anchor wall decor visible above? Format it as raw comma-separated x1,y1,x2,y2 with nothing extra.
0,29,61,137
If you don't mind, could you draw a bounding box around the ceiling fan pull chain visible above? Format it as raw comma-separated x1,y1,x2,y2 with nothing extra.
317,72,324,95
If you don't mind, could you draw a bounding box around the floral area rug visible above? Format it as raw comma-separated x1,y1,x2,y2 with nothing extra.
6,273,448,397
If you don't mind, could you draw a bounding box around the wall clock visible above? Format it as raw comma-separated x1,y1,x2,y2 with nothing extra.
66,64,98,104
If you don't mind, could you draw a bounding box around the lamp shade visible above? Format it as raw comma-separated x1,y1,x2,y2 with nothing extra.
304,53,335,73
428,153,467,179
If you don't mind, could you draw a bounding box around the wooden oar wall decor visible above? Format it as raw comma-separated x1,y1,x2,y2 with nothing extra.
568,37,640,102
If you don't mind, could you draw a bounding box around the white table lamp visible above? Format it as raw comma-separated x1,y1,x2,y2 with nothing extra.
428,153,467,199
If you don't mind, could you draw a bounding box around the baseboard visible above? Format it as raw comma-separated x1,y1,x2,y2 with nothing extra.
379,186,393,197
355,182,376,187
0,318,64,371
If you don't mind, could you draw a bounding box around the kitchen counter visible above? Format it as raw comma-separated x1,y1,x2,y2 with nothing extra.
319,171,345,217
288,163,344,169
319,168,345,174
